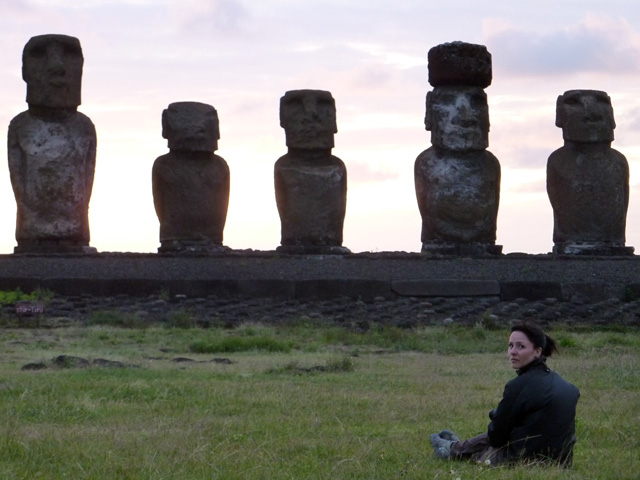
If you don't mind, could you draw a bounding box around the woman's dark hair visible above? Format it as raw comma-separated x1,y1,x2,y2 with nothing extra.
511,322,559,358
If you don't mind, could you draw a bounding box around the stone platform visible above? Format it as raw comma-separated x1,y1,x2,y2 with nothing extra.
1,251,639,303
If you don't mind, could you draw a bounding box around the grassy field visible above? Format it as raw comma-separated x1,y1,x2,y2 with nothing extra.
0,321,638,479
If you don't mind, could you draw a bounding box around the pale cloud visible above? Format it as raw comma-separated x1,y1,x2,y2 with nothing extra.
347,161,400,183
484,13,640,76
347,42,425,69
345,62,394,90
167,0,250,36
30,0,159,6
1,1,640,255
619,110,640,134
497,146,555,170
510,179,547,195
1,0,31,14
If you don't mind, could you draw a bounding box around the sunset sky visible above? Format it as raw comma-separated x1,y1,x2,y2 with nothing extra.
2,0,640,255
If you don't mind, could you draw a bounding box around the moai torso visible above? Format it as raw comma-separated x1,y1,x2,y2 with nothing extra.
8,34,96,253
415,147,500,244
547,90,633,255
152,102,230,253
414,42,501,256
274,90,349,254
275,150,347,248
9,110,96,245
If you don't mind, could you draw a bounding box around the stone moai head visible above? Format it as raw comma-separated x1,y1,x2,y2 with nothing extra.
425,41,492,152
22,34,84,109
425,87,489,151
556,89,615,143
162,102,220,152
280,89,337,149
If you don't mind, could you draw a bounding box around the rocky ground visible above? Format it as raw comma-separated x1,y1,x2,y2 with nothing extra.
4,291,639,330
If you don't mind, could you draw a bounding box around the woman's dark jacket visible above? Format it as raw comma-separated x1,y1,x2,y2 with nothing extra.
487,357,580,463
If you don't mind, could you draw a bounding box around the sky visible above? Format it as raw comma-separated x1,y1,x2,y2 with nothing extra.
2,0,640,255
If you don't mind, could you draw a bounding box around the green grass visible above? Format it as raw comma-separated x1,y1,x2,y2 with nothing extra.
190,334,294,354
0,288,54,307
0,323,638,479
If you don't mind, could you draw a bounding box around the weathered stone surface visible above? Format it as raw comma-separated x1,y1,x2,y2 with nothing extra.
280,89,337,150
392,279,500,297
415,43,501,256
296,279,389,300
415,149,501,246
425,86,490,152
275,90,349,254
428,41,492,88
3,253,640,318
54,355,90,368
560,283,627,303
500,282,563,301
21,362,47,371
556,90,615,143
8,34,97,254
22,34,83,109
547,90,633,255
152,102,230,254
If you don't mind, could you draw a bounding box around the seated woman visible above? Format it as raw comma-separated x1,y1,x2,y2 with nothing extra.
430,322,580,466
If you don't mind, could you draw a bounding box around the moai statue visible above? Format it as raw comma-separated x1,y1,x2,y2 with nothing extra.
414,41,502,256
152,102,230,254
274,89,349,254
8,34,97,254
547,90,634,255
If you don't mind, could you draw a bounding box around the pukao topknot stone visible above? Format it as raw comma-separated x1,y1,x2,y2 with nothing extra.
428,41,492,88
